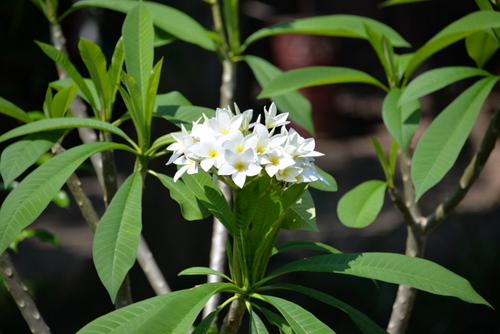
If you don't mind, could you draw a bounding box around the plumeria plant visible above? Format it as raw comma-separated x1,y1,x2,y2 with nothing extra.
0,0,496,333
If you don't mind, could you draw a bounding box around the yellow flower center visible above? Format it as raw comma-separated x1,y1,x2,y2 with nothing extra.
208,149,218,158
270,156,279,166
234,161,245,171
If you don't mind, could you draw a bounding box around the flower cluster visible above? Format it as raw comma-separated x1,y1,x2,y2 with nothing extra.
166,103,326,188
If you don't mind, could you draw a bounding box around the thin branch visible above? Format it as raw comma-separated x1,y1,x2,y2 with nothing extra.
425,101,500,234
0,252,51,334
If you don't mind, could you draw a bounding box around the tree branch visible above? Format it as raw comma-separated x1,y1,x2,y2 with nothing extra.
425,100,500,234
219,297,246,334
0,252,51,334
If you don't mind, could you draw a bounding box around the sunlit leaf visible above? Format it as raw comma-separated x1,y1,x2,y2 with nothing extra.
243,14,410,50
399,66,490,105
50,84,78,118
93,171,143,303
244,55,314,136
404,11,500,80
273,283,388,334
258,67,388,99
379,0,432,7
250,310,270,334
155,105,215,129
75,283,227,333
0,97,32,123
267,253,492,307
337,180,387,228
382,89,420,151
412,76,498,199
260,295,335,334
0,118,134,146
64,0,215,51
282,190,318,232
154,172,210,221
309,166,338,192
178,266,232,282
0,131,64,186
466,30,500,68
272,240,341,256
0,142,128,255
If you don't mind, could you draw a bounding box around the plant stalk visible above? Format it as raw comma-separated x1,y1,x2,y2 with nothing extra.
219,296,246,334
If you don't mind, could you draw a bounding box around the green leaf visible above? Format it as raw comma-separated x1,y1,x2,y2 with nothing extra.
364,25,398,88
181,172,233,233
178,266,232,282
0,117,134,147
369,136,392,183
258,307,293,334
244,55,314,136
0,131,64,186
250,310,270,334
272,240,342,256
9,228,60,253
122,3,154,103
155,91,192,106
154,172,210,221
108,37,125,106
78,38,112,118
155,105,215,129
379,0,432,7
243,14,410,50
144,58,164,131
404,11,500,80
50,84,78,118
75,282,226,334
191,308,220,334
412,76,498,199
282,190,318,232
36,41,97,111
382,89,421,151
267,253,492,307
272,283,388,334
259,295,335,334
233,180,260,236
258,67,388,99
399,66,491,105
0,142,128,255
50,78,101,111
93,171,143,303
0,97,32,123
120,73,147,148
309,166,338,192
466,30,500,68
64,0,215,51
337,180,387,228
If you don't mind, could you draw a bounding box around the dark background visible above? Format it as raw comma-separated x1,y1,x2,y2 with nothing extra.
1,0,499,333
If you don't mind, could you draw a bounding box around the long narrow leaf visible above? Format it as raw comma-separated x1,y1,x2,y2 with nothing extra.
399,66,490,105
282,190,318,232
244,55,314,136
267,253,492,307
250,310,270,334
243,14,410,49
412,76,498,199
78,38,112,117
0,142,128,254
76,283,226,334
64,0,215,51
178,266,232,282
258,67,388,99
0,118,134,146
0,97,32,123
272,240,342,256
122,3,154,103
0,131,64,186
155,105,215,129
36,41,97,110
272,283,388,334
259,295,335,334
93,171,143,303
404,11,500,80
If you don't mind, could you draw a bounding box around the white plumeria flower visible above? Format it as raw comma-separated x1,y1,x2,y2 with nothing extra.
222,130,259,154
218,148,262,188
284,129,324,159
166,124,197,165
188,139,226,172
207,107,244,138
275,166,303,183
173,156,199,182
262,147,296,177
264,102,290,129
